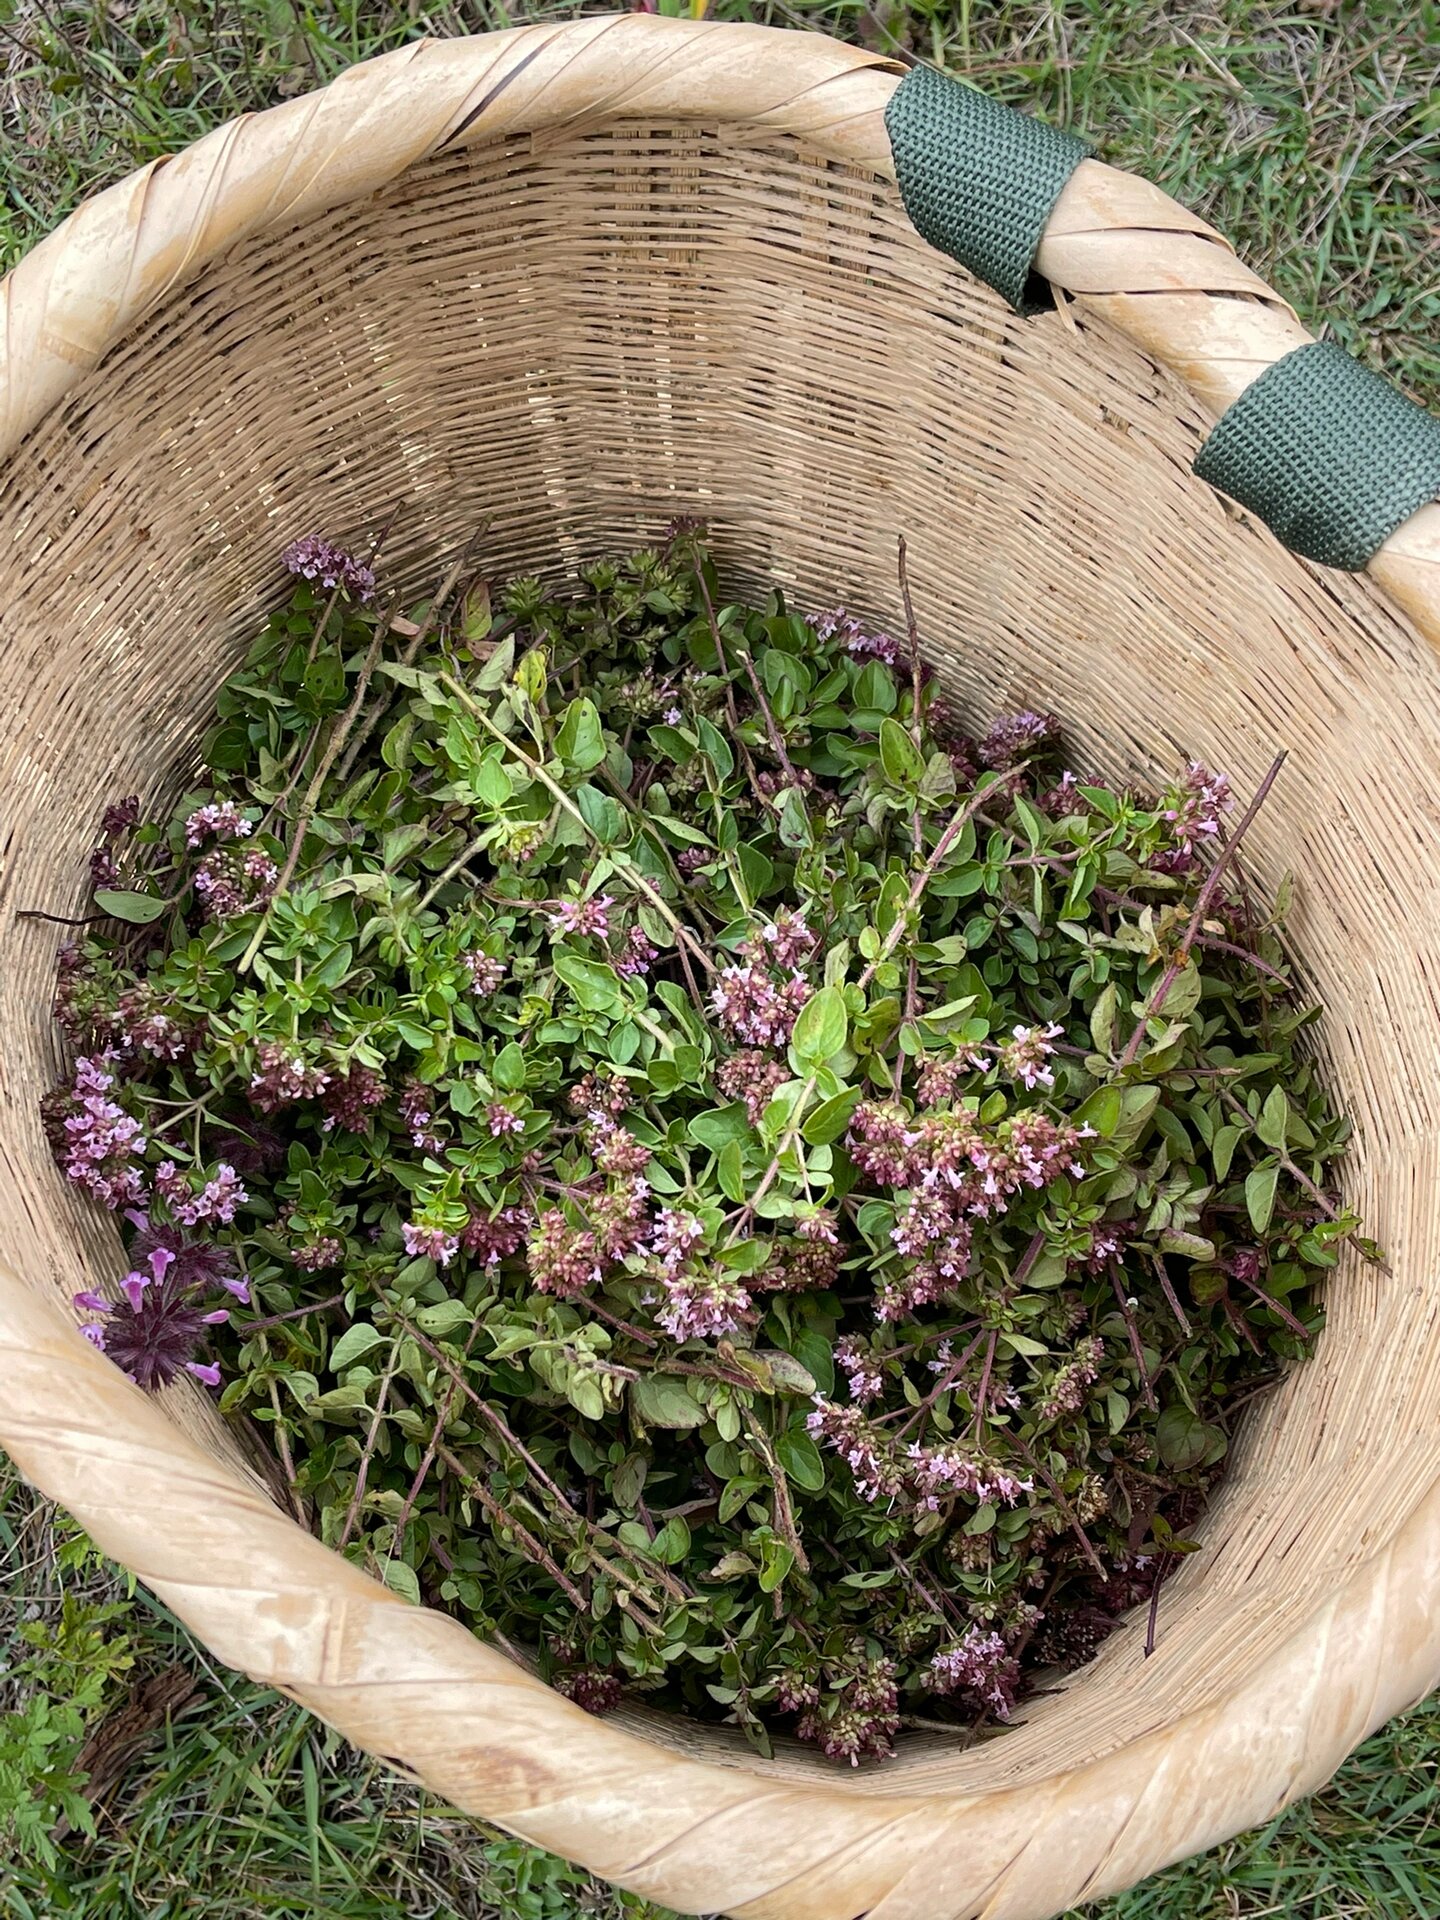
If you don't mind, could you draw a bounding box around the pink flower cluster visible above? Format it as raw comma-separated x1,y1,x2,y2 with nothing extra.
656,1267,750,1342
402,1221,460,1267
114,985,192,1062
73,1223,247,1392
487,1102,523,1139
999,1022,1063,1091
61,1054,148,1209
590,1121,650,1178
915,1047,986,1107
553,1667,624,1715
1165,761,1231,853
795,1657,900,1765
461,1203,530,1266
710,908,818,1048
808,1398,1032,1518
615,927,657,978
154,1159,248,1226
978,710,1060,770
293,1236,344,1270
903,1440,1031,1511
249,1043,330,1113
834,1335,885,1406
399,1079,445,1154
527,1211,604,1296
281,533,376,603
811,607,901,668
927,1628,1021,1720
716,1049,789,1125
1038,1335,1104,1423
548,894,614,939
194,844,279,919
462,950,506,996
184,799,252,848
322,1063,387,1133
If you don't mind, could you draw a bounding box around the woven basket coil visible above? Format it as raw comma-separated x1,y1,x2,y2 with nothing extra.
2,19,1440,1919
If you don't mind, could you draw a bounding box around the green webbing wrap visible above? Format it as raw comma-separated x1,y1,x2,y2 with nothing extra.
1194,341,1440,571
884,62,1090,314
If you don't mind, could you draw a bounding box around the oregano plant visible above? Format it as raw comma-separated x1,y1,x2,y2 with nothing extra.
40,525,1373,1763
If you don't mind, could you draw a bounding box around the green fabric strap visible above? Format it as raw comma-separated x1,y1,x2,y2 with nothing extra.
1194,341,1440,571
884,63,1090,315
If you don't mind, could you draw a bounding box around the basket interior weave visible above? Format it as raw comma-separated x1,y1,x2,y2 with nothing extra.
4,117,1440,1800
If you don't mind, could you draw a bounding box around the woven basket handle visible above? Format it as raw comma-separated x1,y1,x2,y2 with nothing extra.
885,60,1440,580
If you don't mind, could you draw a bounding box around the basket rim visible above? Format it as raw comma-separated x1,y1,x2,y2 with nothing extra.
2,18,1439,1919
0,13,1436,646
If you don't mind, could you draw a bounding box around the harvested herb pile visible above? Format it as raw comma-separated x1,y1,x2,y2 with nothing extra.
46,528,1369,1762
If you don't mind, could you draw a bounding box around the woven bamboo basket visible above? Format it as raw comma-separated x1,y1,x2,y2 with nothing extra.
3,17,1440,1918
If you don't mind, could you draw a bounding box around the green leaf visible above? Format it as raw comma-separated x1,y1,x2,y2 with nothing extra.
776,1428,825,1492
756,1349,817,1396
717,1139,747,1204
612,1451,648,1511
688,1104,752,1150
566,1372,606,1421
791,985,847,1068
474,755,512,807
1089,983,1118,1057
412,1300,472,1337
553,951,624,1015
330,1324,384,1370
1156,1404,1220,1472
695,716,734,778
493,1042,527,1091
632,1374,707,1429
380,1559,422,1605
475,634,515,691
652,1515,692,1565
555,697,607,773
718,1476,766,1524
1246,1162,1280,1235
879,717,925,787
93,889,168,925
1212,1123,1243,1182
1257,1086,1290,1150
757,1536,795,1594
802,1086,861,1146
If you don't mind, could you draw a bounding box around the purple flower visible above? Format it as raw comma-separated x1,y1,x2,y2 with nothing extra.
978,710,1061,771
1164,760,1232,853
927,1628,1020,1720
487,1103,523,1139
526,1212,603,1296
655,1268,750,1342
249,1043,330,1113
281,534,376,603
399,1078,445,1154
716,1049,789,1125
155,1160,248,1227
321,1063,388,1133
73,1234,239,1392
60,1054,148,1210
401,1221,460,1267
194,845,278,920
648,1208,705,1273
293,1236,345,1271
461,1203,530,1266
184,799,253,848
547,893,615,939
812,607,901,667
710,962,812,1049
999,1022,1063,1091
462,951,506,996
615,927,657,978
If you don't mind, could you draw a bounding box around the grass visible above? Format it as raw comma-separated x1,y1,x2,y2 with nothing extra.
2,2,1438,1915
